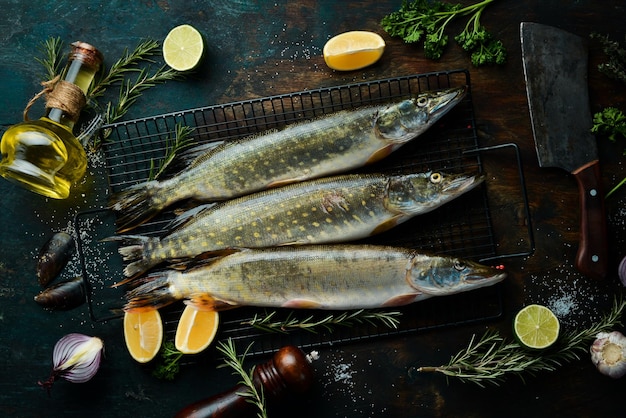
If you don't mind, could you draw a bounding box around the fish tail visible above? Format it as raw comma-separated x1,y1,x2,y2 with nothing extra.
123,271,177,311
108,181,164,232
103,235,161,277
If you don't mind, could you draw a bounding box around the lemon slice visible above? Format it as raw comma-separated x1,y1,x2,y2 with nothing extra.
323,31,385,71
163,24,204,71
175,305,219,354
513,304,560,350
123,309,163,363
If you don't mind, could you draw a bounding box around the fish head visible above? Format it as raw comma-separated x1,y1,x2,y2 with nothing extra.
407,255,507,296
386,171,485,215
375,86,467,143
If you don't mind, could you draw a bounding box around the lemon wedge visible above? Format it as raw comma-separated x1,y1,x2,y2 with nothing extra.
123,309,163,363
323,31,385,71
175,305,220,354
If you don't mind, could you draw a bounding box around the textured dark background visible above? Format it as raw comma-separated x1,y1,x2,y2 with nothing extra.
2,1,626,417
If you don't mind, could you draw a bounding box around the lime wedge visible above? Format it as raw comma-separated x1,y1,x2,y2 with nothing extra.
513,304,560,350
163,24,204,71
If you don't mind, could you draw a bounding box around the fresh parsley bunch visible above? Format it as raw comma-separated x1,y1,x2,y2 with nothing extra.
381,0,506,66
592,107,626,144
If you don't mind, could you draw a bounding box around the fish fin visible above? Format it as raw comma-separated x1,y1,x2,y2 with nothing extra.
381,293,421,307
171,141,225,172
192,248,244,261
186,294,237,311
169,249,243,271
103,235,161,278
123,270,177,311
267,177,304,188
365,144,394,165
277,240,310,246
370,215,402,236
281,299,323,309
108,181,164,233
166,203,217,232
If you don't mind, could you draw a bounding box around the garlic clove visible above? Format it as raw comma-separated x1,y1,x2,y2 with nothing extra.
590,331,626,379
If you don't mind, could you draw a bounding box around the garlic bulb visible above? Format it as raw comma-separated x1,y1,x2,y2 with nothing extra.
590,331,626,378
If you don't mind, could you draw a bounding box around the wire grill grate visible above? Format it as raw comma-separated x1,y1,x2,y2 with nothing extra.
76,69,533,356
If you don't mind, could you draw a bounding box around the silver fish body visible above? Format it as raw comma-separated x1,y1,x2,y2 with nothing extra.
112,171,484,277
109,87,466,231
123,245,506,311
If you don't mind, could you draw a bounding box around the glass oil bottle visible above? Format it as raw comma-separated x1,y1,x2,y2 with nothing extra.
0,41,103,199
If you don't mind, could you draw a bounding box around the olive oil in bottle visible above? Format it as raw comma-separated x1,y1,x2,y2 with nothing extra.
0,41,103,199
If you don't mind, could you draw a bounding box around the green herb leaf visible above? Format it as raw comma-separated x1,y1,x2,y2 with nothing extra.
35,37,64,81
415,297,626,387
217,339,268,418
592,32,626,85
592,107,626,143
243,309,402,334
149,123,195,180
381,0,506,66
152,340,183,380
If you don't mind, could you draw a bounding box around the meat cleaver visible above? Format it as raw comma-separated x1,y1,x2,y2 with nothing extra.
520,22,607,280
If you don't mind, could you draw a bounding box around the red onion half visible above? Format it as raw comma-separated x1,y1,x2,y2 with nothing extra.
38,333,104,393
619,255,626,287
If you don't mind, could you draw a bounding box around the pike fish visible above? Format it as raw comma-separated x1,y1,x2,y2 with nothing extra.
109,86,466,232
123,245,506,312
110,171,484,277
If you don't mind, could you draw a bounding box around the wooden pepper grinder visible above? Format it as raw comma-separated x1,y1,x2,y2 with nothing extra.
175,345,317,418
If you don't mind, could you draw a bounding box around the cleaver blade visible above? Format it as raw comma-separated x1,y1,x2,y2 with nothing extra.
520,22,607,280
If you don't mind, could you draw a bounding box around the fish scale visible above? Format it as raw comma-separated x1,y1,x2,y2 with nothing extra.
109,171,485,277
109,86,467,232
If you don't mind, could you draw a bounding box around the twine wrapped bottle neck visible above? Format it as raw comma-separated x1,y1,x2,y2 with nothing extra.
23,76,86,123
22,41,102,124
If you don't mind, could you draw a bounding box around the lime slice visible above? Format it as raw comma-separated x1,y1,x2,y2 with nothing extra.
163,24,204,71
513,304,560,350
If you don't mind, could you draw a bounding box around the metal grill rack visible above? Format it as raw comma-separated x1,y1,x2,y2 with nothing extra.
76,69,534,356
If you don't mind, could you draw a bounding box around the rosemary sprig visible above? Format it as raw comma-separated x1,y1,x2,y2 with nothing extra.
102,65,181,126
149,123,195,180
36,36,64,81
88,39,163,100
35,37,184,148
244,309,402,334
217,339,267,418
416,297,626,387
90,39,183,126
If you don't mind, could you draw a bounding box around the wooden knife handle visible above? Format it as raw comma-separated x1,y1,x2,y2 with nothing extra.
572,160,608,280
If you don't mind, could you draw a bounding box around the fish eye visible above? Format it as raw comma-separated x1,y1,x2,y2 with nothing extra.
454,260,466,271
416,96,428,107
430,172,442,184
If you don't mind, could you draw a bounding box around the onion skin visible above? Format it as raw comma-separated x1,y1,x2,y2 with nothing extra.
34,276,86,311
38,334,104,394
619,255,626,287
36,232,75,286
